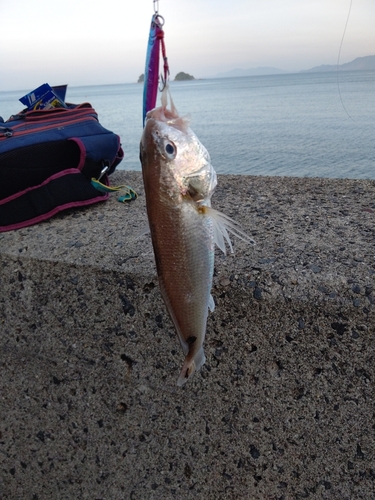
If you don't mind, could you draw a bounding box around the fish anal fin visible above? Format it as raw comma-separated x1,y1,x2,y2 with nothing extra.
208,294,215,313
137,222,150,238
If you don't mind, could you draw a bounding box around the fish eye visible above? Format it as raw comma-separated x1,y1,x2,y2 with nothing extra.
163,140,177,159
165,143,174,155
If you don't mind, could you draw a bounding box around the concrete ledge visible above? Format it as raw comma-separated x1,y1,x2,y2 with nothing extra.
1,171,374,499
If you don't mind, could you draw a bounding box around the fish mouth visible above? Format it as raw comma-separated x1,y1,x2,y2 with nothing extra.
186,166,217,203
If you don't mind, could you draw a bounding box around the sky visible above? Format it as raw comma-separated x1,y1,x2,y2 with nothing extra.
0,0,374,91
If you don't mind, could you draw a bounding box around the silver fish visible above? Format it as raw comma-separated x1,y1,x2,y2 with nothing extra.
140,87,254,386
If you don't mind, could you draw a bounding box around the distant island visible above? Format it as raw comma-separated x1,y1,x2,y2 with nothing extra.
300,55,375,73
174,72,195,81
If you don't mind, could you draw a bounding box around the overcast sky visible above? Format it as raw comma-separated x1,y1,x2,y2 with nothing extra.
0,0,374,91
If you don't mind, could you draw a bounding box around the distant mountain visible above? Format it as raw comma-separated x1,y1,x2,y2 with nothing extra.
215,66,287,78
301,55,375,73
213,55,375,80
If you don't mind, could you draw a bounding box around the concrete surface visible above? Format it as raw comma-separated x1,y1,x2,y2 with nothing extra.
1,171,374,500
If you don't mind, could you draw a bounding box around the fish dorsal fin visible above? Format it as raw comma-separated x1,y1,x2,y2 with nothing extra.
161,85,177,115
160,85,190,131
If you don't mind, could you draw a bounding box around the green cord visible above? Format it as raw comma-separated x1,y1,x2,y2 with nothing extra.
91,178,137,202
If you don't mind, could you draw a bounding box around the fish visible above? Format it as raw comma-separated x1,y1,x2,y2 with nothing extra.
140,87,254,386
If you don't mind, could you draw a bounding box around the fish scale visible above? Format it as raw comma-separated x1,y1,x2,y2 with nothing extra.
153,201,214,340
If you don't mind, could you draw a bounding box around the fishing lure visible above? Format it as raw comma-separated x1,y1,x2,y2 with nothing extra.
142,6,169,125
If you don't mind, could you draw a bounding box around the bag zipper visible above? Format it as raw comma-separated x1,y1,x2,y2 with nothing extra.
23,103,96,123
0,128,13,138
0,109,98,141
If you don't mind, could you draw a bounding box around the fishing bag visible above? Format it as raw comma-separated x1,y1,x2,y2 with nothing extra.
0,103,124,232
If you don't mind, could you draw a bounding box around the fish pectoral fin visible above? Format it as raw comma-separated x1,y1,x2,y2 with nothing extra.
137,222,150,238
205,207,255,255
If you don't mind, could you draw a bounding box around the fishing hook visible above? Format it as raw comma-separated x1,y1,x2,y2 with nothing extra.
159,27,169,91
159,73,167,92
152,15,169,92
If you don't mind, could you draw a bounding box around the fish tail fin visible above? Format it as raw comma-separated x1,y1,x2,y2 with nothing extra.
205,207,256,255
176,348,206,387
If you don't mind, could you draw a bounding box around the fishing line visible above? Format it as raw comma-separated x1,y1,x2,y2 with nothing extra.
337,0,355,122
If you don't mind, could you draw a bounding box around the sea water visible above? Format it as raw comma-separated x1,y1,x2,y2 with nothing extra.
1,71,374,179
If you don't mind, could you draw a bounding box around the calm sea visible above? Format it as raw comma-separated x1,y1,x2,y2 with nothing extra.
1,71,374,179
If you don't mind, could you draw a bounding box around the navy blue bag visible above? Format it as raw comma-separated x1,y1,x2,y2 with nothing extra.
0,103,124,232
